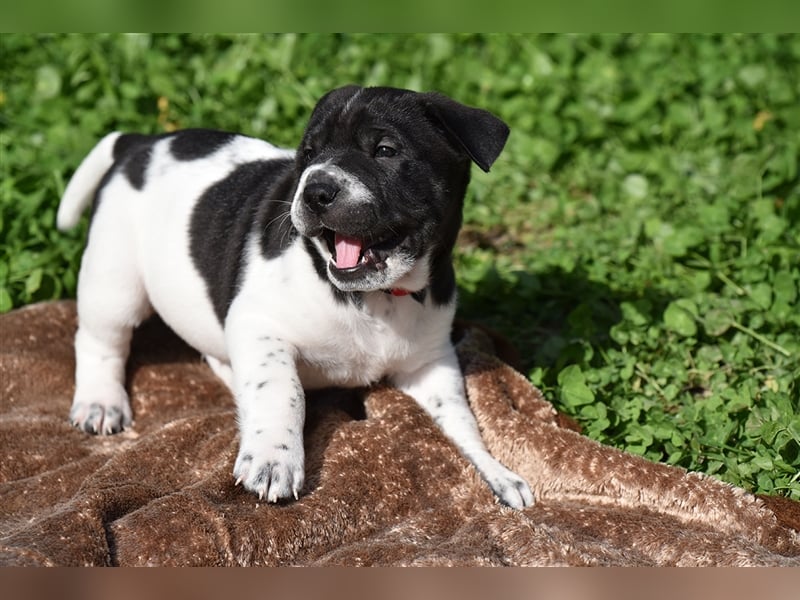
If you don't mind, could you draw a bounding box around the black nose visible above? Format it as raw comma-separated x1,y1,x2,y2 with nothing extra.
303,181,339,213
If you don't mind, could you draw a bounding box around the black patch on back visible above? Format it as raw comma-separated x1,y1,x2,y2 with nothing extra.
108,130,238,191
88,133,156,226
190,158,294,324
123,146,152,190
112,133,154,161
170,129,237,161
113,133,161,190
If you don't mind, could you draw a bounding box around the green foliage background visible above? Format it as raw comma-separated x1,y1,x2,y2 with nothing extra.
2,34,799,498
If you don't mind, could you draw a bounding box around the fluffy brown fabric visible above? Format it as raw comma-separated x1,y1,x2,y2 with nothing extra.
1,301,799,566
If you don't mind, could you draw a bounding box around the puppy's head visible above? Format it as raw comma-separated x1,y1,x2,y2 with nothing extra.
290,86,509,296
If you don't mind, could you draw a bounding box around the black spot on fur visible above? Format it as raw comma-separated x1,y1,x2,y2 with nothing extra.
256,381,269,390
123,146,152,190
112,133,161,191
170,129,236,161
112,133,153,161
95,131,247,219
428,255,456,306
90,131,175,221
190,158,294,323
275,444,290,451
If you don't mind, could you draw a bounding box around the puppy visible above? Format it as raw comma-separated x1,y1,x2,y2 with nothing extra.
57,85,534,509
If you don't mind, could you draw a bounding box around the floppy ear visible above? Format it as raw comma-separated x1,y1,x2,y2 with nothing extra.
423,92,510,172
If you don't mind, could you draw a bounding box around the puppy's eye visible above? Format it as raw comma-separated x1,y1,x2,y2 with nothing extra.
374,144,398,158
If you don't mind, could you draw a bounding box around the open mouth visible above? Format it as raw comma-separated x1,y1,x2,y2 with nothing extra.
321,228,404,274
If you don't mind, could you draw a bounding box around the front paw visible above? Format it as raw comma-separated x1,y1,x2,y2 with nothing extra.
69,385,132,435
482,461,535,509
233,435,305,502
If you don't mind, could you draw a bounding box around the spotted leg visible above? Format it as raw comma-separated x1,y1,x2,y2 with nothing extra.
226,319,306,502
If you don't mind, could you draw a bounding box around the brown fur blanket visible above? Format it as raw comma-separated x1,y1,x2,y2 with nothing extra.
1,301,799,566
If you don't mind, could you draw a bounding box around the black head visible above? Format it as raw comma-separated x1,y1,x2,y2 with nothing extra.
290,85,509,299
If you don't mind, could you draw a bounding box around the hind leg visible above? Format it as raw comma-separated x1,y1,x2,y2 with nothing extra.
70,224,152,434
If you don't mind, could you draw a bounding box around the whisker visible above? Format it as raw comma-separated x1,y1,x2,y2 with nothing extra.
279,213,296,248
263,209,292,233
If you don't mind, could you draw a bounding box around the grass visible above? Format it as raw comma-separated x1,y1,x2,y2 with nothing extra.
2,34,798,499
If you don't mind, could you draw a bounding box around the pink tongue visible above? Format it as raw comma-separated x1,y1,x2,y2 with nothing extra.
334,234,363,269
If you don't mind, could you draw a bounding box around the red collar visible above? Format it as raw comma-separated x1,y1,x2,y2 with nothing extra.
383,287,426,304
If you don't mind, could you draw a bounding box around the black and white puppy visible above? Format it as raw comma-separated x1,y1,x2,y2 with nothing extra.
57,85,534,509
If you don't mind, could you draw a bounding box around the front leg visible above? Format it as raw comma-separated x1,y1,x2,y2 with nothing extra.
226,324,305,503
394,347,534,509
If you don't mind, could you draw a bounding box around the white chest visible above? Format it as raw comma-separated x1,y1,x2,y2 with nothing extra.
229,240,455,389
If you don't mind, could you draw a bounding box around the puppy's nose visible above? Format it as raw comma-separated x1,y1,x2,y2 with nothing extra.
303,181,339,213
